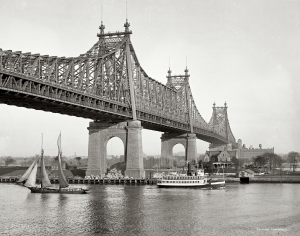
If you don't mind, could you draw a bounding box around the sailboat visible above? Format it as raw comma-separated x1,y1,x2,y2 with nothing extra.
24,133,88,194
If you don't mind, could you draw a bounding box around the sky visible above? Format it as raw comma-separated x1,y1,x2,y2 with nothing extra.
0,0,299,157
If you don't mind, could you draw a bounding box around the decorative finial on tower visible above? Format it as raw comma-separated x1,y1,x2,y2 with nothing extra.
213,102,216,107
184,67,189,76
224,101,227,107
167,56,172,76
124,1,130,32
168,68,172,77
99,3,105,35
99,21,105,35
124,19,130,32
184,56,189,75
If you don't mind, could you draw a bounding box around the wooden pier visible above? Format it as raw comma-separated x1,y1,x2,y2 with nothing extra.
0,177,158,185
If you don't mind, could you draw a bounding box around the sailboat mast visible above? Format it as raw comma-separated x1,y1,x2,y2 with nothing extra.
58,132,62,190
40,133,52,188
40,133,43,187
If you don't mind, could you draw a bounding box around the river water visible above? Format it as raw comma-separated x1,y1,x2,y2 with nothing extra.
0,183,299,236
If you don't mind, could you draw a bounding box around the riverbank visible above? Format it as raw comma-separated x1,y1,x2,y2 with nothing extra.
249,176,300,183
217,176,300,183
2,176,300,184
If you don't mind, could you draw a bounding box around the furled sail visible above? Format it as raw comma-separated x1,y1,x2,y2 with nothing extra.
40,149,52,188
57,133,69,189
24,161,38,187
17,157,39,183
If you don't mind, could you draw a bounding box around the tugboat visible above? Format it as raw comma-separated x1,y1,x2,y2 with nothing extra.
23,133,88,194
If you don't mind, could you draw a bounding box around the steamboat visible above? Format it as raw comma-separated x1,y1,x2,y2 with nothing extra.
156,164,225,188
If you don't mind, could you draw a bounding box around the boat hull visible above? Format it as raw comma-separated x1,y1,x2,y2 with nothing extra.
157,183,209,188
28,187,88,194
208,180,226,188
157,179,226,188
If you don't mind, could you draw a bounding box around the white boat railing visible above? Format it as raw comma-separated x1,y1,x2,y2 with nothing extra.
162,176,206,180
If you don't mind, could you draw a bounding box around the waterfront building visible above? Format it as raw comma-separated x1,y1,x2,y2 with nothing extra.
203,150,237,168
236,139,274,159
204,139,274,167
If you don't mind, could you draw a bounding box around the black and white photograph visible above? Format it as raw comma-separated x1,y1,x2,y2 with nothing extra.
0,0,299,235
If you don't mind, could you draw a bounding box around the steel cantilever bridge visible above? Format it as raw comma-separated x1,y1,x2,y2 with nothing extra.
0,20,235,145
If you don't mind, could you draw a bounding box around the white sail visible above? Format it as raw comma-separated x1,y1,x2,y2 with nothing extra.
40,149,52,188
57,133,69,189
24,161,38,187
17,157,39,183
58,152,69,189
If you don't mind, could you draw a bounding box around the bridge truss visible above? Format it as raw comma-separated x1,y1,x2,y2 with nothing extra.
0,20,235,145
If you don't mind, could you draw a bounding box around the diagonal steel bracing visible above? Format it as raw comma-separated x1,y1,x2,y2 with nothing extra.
0,20,236,145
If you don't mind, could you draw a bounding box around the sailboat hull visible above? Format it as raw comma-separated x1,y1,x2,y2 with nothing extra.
28,187,88,194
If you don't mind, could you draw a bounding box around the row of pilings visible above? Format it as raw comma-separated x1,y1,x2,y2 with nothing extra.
0,177,158,185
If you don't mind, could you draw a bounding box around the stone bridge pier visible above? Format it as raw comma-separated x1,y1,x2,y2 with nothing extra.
161,133,197,167
86,120,145,179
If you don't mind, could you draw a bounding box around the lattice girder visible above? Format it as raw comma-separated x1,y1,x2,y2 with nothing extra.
208,104,236,144
0,22,236,144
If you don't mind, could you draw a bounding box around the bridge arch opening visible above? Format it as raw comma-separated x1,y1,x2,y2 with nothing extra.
172,143,186,168
106,136,125,176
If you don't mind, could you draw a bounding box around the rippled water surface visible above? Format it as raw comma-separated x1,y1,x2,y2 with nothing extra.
0,183,299,236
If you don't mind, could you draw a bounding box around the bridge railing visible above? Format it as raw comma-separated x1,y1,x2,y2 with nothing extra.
0,27,236,144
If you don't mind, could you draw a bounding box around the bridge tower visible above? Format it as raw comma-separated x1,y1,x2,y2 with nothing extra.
160,67,197,166
0,17,236,178
86,19,145,179
208,102,237,151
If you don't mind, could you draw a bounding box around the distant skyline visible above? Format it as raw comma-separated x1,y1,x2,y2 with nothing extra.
0,0,299,157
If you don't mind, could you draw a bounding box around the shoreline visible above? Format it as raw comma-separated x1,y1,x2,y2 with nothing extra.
215,177,300,183
2,176,300,184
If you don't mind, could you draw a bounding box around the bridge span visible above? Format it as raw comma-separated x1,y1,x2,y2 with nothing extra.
0,20,236,178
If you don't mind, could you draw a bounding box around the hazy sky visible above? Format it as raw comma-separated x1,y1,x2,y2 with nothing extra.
0,0,299,157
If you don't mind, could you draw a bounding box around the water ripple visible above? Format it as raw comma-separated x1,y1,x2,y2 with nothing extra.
0,183,299,235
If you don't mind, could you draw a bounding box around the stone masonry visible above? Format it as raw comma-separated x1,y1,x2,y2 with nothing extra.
124,121,145,179
161,132,197,166
86,120,145,179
